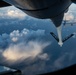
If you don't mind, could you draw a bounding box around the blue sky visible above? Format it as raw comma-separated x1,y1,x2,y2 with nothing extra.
0,3,76,75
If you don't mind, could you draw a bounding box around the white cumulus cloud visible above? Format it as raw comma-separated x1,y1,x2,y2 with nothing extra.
64,12,74,21
3,41,49,62
0,6,27,19
0,28,50,67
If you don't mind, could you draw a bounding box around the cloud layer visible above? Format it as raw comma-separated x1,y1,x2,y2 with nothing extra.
0,3,76,75
0,28,50,70
64,12,74,21
0,6,27,19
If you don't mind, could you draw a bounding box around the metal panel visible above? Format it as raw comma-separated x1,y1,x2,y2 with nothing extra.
3,0,72,18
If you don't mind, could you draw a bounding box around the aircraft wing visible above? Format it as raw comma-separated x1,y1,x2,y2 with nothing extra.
0,0,11,8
